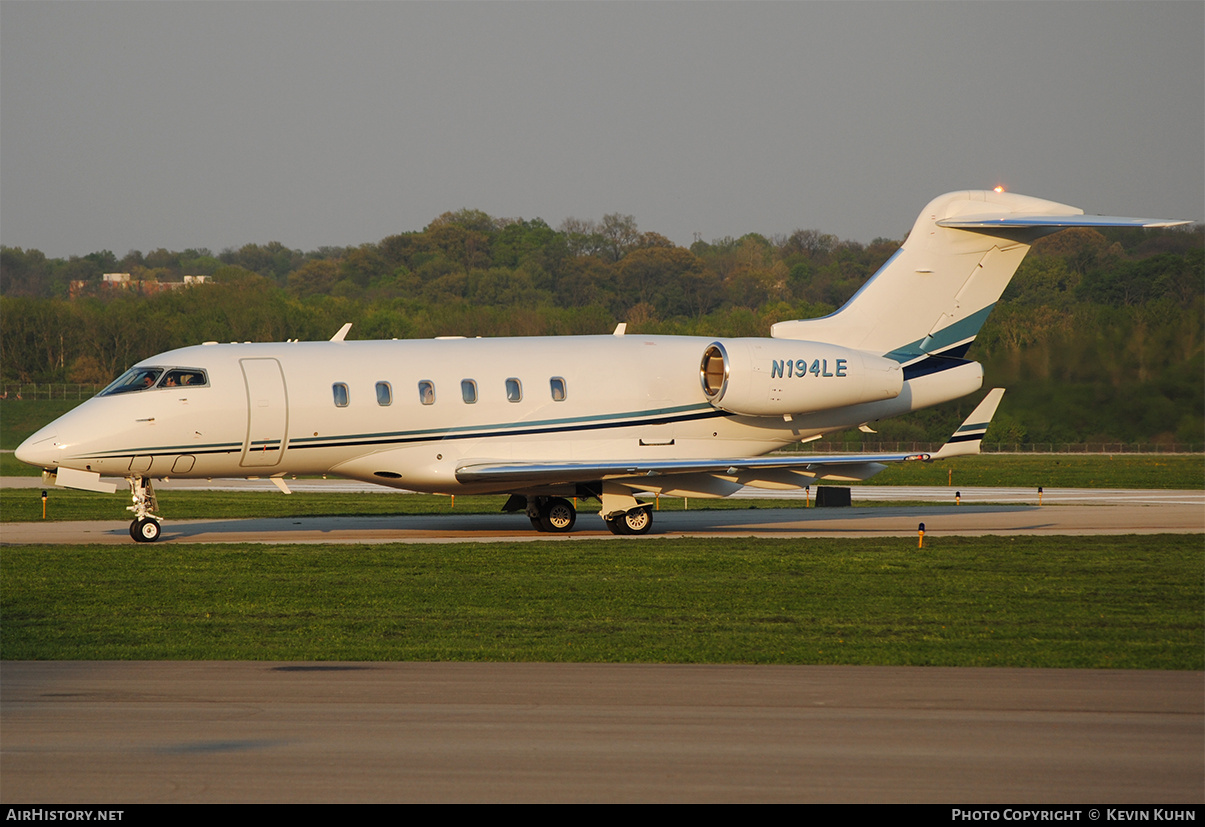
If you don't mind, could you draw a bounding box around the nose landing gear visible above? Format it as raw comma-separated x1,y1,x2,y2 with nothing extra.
126,476,163,542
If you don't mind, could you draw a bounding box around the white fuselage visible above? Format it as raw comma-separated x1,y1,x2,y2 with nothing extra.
16,334,982,496
15,190,1184,540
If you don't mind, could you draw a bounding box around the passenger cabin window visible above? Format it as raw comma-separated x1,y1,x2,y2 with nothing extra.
332,383,349,407
418,380,436,405
505,378,522,403
550,377,567,402
461,379,478,404
376,382,392,406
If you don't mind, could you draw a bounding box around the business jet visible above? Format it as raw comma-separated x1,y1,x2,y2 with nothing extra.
15,190,1188,541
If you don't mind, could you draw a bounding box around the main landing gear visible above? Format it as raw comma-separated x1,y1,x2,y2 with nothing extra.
517,494,654,535
603,506,653,535
126,475,163,542
527,497,577,533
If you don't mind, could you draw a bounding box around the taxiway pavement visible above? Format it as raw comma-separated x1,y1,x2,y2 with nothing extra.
2,497,1202,544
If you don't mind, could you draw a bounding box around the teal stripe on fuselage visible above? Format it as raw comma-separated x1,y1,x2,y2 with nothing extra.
69,403,722,460
75,441,244,460
292,403,725,452
286,402,715,448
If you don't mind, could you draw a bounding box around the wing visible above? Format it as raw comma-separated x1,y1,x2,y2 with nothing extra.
457,389,1005,496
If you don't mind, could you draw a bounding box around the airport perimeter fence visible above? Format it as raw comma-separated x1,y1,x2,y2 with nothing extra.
2,384,1201,454
1,383,104,400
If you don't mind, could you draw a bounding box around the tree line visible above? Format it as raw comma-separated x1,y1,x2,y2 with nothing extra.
2,210,1201,445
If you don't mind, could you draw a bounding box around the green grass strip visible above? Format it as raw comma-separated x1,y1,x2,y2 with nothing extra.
1,489,511,522
3,535,1199,669
868,454,1204,489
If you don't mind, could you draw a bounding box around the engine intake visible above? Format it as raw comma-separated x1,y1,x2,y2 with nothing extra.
700,339,903,416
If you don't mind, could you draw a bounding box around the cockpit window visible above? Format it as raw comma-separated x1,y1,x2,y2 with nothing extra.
99,367,164,396
98,366,209,396
162,369,207,388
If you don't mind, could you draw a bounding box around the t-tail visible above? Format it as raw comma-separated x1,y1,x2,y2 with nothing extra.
771,190,1188,367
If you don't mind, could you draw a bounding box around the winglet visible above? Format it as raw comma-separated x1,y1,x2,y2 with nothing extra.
930,388,1005,460
330,323,353,342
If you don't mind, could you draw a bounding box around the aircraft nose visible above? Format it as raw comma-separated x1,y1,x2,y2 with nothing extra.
14,430,61,469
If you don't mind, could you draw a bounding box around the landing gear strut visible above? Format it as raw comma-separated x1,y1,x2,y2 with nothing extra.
126,475,162,542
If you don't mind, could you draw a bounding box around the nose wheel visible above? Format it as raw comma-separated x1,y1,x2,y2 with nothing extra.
130,517,162,542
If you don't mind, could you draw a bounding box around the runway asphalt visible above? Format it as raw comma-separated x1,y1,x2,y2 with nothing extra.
2,661,1201,804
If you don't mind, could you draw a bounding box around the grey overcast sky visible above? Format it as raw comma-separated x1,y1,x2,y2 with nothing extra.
2,1,1201,259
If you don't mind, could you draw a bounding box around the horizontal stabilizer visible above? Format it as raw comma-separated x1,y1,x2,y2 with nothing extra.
930,388,1005,460
937,215,1190,230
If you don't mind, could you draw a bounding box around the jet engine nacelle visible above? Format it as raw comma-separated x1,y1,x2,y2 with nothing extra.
700,339,903,416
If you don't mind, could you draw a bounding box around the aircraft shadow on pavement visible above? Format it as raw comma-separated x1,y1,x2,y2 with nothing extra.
128,504,1041,541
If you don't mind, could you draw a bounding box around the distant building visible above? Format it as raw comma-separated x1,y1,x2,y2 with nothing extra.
69,273,212,299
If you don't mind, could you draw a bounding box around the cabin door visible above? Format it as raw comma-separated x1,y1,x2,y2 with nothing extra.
240,358,288,468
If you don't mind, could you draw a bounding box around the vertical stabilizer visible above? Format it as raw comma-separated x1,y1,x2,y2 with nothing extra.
769,190,1178,365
